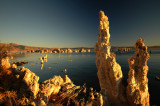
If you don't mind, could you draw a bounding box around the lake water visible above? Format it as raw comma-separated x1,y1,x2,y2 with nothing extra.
10,49,160,105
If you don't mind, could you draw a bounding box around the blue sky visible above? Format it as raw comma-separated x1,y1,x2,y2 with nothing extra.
0,0,160,48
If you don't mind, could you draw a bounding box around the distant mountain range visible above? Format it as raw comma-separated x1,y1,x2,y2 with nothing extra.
0,43,159,53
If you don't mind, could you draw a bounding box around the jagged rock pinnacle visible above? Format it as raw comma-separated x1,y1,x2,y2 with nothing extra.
127,38,150,106
95,11,126,105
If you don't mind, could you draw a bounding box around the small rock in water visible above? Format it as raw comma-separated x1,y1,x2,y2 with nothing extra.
41,64,43,70
155,76,160,80
39,57,42,60
62,69,67,73
42,54,47,59
48,67,52,69
12,64,17,69
41,60,44,64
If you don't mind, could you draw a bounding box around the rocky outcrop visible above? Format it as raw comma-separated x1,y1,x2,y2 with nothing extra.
126,38,150,106
0,63,40,100
1,56,107,105
80,48,86,52
0,57,14,89
86,49,91,52
1,10,151,105
38,75,75,103
95,11,150,106
17,67,39,99
67,48,73,53
61,75,75,91
95,10,126,105
0,57,11,70
38,76,64,102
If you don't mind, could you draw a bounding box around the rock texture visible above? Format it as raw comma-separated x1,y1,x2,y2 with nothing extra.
38,75,75,103
39,76,63,102
126,38,150,106
0,57,11,70
95,11,150,106
0,11,151,106
95,10,125,105
17,67,39,99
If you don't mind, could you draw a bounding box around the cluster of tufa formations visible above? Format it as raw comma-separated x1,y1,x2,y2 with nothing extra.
0,51,103,105
127,39,150,105
0,11,151,106
29,48,91,54
95,11,150,106
0,42,91,54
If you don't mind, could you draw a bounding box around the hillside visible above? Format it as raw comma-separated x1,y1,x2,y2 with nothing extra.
0,43,53,53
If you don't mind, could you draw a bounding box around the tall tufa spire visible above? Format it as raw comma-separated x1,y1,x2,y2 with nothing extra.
95,10,126,105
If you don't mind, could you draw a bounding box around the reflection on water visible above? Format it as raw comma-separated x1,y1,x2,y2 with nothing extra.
10,50,160,105
39,55,48,70
40,58,47,70
41,64,43,70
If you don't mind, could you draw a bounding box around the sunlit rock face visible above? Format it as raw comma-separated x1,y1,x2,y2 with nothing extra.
62,75,75,91
95,11,126,105
39,76,64,103
0,57,10,70
18,67,39,99
38,75,75,103
127,39,150,106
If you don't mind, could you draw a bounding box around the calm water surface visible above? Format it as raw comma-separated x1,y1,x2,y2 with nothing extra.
10,50,160,105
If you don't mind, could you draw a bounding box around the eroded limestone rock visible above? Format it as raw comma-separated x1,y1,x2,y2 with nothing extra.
61,75,75,91
0,57,10,70
18,67,39,99
39,76,63,103
38,75,75,103
94,10,126,105
126,38,150,106
11,64,17,69
37,99,46,106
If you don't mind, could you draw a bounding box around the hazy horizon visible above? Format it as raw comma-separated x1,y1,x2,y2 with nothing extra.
0,0,160,48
